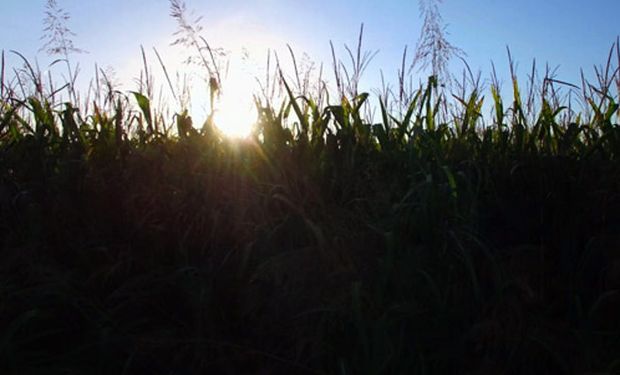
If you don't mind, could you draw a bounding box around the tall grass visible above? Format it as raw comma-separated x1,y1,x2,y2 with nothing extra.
1,3,620,374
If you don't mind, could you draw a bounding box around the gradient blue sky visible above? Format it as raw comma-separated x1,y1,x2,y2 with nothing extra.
1,0,619,99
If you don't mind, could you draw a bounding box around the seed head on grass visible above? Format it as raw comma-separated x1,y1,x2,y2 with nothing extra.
40,0,85,57
413,0,464,88
40,0,86,102
169,0,225,85
169,0,227,118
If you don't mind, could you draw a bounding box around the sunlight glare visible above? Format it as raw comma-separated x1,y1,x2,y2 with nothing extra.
124,19,289,138
213,74,257,138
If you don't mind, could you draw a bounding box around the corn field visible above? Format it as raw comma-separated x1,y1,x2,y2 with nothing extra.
1,7,620,373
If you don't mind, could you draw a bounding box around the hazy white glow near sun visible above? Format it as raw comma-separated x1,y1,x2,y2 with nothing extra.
206,25,279,138
213,71,257,138
117,18,291,139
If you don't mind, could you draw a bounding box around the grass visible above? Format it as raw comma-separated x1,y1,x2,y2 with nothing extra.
1,4,620,373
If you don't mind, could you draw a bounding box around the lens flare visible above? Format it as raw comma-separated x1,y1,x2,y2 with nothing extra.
213,82,256,138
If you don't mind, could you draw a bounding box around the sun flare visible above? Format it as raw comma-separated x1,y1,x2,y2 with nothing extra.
209,41,267,139
213,82,257,138
161,21,285,138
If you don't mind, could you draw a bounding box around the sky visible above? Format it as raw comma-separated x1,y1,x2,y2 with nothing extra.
1,0,619,123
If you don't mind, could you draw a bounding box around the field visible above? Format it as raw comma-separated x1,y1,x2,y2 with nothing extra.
1,4,620,373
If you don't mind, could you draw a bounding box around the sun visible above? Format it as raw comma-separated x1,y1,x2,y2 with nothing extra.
213,83,257,138
210,57,260,138
168,20,285,138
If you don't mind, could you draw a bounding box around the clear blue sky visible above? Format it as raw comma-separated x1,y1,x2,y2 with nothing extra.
1,0,619,101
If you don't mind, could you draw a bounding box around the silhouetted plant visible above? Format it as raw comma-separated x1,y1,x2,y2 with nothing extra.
413,0,464,88
169,0,225,91
40,0,85,102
